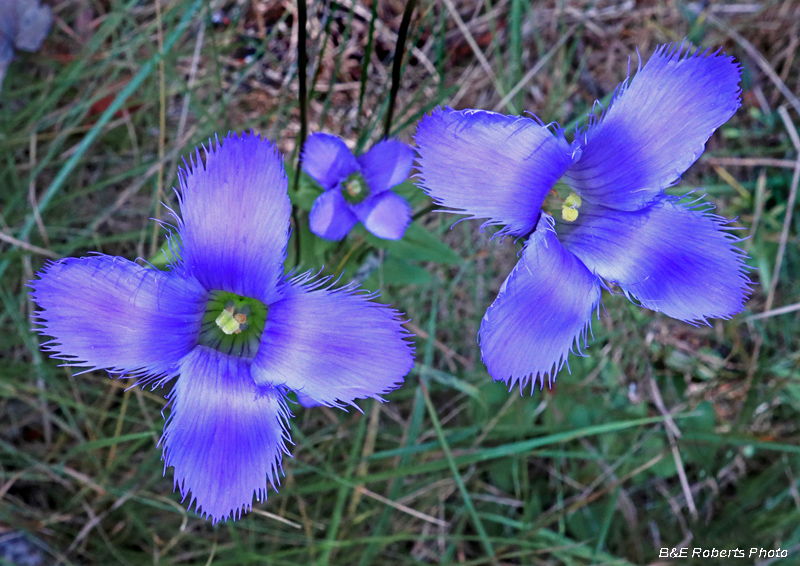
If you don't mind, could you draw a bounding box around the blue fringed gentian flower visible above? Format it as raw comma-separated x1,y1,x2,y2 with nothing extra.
415,42,752,392
302,133,414,240
29,133,415,523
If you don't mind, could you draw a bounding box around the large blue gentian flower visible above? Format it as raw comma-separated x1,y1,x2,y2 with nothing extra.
415,42,752,391
29,133,415,523
302,133,414,240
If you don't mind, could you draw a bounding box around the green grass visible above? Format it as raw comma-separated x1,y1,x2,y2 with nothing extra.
1,1,799,565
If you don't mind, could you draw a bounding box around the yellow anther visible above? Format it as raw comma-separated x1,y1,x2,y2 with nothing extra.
561,207,579,222
345,177,364,198
563,193,582,208
342,172,370,204
215,307,241,335
215,304,249,335
560,192,582,222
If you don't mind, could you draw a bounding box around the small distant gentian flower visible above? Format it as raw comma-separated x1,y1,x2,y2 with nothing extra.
29,133,415,523
415,42,752,391
302,133,414,240
0,0,52,90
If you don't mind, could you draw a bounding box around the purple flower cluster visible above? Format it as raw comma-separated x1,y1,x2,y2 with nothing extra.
415,43,752,391
28,40,754,527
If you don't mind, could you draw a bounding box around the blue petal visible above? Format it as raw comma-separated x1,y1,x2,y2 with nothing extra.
355,191,411,240
308,189,358,241
1,42,13,66
296,392,323,409
176,132,291,305
565,42,742,211
415,107,574,237
251,272,414,408
479,217,601,391
557,196,752,323
14,0,53,52
29,255,206,379
301,133,359,190
357,138,414,194
163,346,291,524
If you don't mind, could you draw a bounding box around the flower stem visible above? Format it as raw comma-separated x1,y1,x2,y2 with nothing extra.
384,0,418,139
292,0,309,267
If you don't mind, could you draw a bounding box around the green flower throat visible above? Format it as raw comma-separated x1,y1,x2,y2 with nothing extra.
197,291,268,359
341,172,369,204
543,182,583,223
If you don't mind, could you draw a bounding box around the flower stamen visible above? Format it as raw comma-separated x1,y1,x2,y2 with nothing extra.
561,192,582,222
215,302,250,335
200,292,267,358
341,172,369,204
